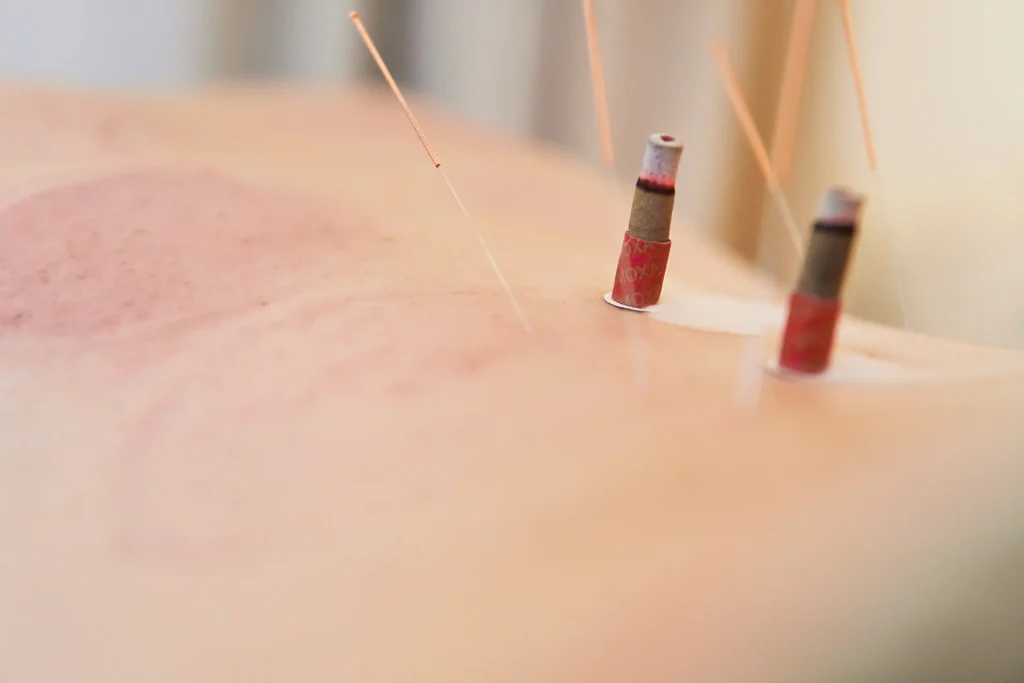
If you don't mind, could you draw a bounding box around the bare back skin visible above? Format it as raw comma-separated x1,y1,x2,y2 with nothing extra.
1,83,1023,683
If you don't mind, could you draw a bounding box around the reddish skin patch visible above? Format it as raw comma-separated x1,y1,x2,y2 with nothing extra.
111,289,566,568
108,290,650,570
0,168,349,339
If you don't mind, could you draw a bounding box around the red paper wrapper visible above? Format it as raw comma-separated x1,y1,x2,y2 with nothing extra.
779,291,842,375
610,232,672,309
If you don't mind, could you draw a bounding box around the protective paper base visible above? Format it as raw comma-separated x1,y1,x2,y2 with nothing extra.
603,292,650,313
647,290,784,335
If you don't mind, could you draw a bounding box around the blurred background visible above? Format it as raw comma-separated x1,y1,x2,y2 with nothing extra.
0,0,1019,349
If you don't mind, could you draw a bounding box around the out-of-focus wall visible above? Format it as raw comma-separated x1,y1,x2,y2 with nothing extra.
0,0,214,87
0,0,363,86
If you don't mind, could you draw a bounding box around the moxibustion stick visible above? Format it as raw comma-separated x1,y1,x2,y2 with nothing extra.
608,133,684,310
779,186,863,375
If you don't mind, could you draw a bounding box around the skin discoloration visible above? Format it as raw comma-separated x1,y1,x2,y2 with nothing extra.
109,288,608,567
0,168,355,340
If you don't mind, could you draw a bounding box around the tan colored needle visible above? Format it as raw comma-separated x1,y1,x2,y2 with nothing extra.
837,0,877,170
349,11,533,335
769,0,818,186
582,0,615,167
711,40,804,260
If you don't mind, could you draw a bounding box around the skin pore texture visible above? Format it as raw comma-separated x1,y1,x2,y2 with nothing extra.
1,83,1024,682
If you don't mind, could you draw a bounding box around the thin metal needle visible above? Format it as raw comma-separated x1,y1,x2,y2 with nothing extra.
350,11,533,335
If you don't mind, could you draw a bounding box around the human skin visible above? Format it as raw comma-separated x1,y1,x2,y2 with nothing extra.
1,83,1023,682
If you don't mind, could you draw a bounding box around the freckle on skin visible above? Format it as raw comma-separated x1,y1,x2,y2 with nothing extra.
0,169,353,339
